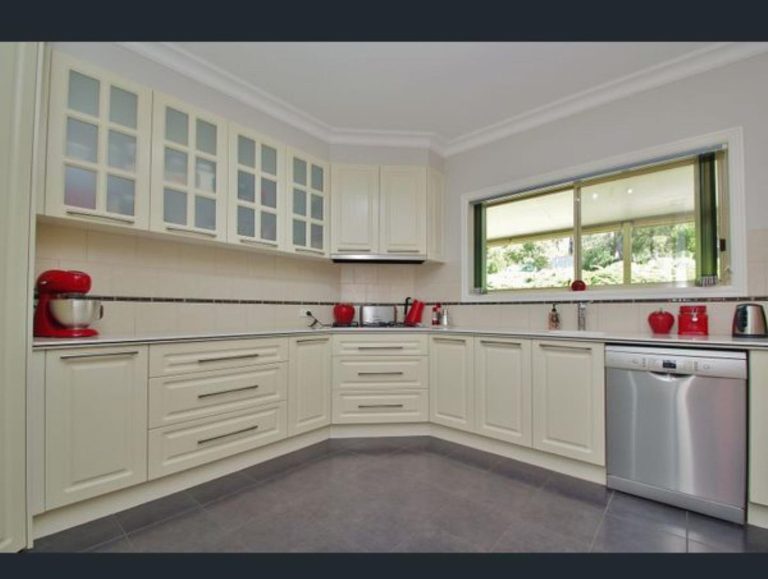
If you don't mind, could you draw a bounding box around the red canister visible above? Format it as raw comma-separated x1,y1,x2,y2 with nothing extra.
678,305,708,336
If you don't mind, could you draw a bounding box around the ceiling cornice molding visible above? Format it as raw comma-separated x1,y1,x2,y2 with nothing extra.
117,42,768,159
441,42,768,156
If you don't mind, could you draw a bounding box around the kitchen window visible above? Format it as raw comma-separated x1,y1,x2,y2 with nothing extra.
472,148,730,294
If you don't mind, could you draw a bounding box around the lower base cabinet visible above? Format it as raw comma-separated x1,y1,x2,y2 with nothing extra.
288,336,332,435
531,340,605,466
429,335,474,432
148,403,287,479
474,337,532,446
750,350,768,507
45,347,149,509
332,390,428,423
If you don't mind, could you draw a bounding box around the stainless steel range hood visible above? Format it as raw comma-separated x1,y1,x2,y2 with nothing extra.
331,252,426,264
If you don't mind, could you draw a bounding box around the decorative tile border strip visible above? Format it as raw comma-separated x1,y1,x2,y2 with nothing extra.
60,295,768,306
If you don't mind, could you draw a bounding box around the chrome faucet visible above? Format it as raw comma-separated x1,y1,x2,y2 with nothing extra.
577,302,588,331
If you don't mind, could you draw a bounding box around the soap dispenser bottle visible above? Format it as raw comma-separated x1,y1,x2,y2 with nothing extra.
548,304,561,330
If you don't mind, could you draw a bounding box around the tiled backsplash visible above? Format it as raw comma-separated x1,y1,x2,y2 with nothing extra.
35,222,768,337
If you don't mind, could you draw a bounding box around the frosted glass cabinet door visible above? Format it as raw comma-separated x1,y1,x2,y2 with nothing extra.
227,124,284,249
150,92,227,241
45,51,151,229
285,148,329,256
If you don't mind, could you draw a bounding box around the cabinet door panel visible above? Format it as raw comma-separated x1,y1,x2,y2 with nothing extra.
45,347,148,509
750,351,768,506
46,51,151,229
286,149,328,256
532,341,605,465
288,336,332,435
474,338,532,446
429,335,474,432
150,92,227,241
331,164,379,253
380,166,427,254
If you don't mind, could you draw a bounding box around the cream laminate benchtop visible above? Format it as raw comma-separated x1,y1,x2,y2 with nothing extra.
32,326,768,350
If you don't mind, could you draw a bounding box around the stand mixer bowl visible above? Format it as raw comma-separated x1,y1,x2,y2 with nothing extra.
49,298,103,329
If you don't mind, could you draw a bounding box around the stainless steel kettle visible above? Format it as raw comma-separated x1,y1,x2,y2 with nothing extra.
732,303,768,337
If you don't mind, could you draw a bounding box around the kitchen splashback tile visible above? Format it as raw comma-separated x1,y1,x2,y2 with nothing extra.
36,224,87,260
93,301,135,336
134,302,179,335
86,230,137,266
176,303,218,333
215,304,251,332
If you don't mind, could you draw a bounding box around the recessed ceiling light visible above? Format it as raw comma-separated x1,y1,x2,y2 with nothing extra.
627,188,633,194
592,193,599,200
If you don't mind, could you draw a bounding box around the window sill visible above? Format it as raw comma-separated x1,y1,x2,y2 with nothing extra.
464,284,747,303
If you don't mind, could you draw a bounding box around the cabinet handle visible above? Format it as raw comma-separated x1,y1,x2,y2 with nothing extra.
197,385,259,399
480,340,522,346
59,350,140,360
296,337,329,343
539,344,593,352
65,208,136,224
357,371,404,376
337,248,371,252
432,337,466,343
197,353,261,364
357,346,404,350
357,404,405,409
386,249,423,253
295,247,324,255
197,425,259,446
239,238,278,248
165,225,218,238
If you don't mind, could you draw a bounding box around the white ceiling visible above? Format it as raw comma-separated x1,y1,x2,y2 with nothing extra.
123,42,768,155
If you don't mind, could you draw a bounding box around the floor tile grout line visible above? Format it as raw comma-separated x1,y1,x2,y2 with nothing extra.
587,490,614,552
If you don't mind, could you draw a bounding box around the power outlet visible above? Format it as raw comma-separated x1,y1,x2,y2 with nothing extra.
299,308,312,318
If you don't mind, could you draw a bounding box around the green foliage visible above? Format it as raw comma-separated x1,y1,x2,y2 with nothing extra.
504,241,549,272
582,232,621,272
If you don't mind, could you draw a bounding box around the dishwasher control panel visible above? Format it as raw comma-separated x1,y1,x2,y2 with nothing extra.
605,346,747,379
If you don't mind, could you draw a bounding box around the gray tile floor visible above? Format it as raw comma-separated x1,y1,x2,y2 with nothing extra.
28,436,768,553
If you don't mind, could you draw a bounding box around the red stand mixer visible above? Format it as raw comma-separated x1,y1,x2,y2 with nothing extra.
34,270,103,338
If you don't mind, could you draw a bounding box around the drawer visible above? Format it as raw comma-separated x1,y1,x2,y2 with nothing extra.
149,363,287,428
148,403,287,479
149,338,288,377
332,333,428,357
333,356,428,389
331,390,428,424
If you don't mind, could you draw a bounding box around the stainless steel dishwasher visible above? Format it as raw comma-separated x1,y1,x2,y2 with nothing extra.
605,346,747,523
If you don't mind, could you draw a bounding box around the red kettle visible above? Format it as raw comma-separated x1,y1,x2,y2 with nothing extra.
404,298,426,326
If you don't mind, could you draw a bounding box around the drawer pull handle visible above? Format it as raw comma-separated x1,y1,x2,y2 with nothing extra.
239,238,278,248
357,404,405,409
386,249,422,253
433,338,466,343
60,350,140,360
197,385,259,399
356,346,404,350
296,337,329,343
480,340,522,346
197,353,261,364
197,425,259,446
357,371,404,376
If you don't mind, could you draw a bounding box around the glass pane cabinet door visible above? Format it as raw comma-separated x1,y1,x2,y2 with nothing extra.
46,52,151,228
286,150,328,254
228,126,283,248
151,93,226,239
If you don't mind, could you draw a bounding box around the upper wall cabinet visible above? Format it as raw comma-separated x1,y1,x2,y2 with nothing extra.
228,125,285,250
287,148,329,257
380,166,427,255
45,52,152,229
150,92,228,241
330,164,443,261
331,164,380,254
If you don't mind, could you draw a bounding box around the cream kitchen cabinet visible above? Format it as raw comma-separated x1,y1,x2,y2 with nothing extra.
287,148,329,256
150,92,228,241
380,166,427,255
227,124,284,250
330,164,380,254
531,340,605,466
474,337,532,446
45,346,149,509
749,350,768,507
288,336,332,435
45,51,152,229
330,164,443,260
429,335,474,432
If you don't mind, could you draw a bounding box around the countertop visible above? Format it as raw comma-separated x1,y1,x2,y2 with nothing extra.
31,326,768,350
